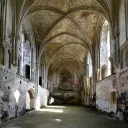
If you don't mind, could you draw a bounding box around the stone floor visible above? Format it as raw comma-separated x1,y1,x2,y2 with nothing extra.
0,106,128,128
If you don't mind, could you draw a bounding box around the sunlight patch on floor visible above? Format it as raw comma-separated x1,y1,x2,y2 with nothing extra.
47,106,66,109
55,119,62,122
37,108,64,113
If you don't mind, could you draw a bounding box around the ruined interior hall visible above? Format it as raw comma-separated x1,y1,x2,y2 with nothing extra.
0,0,128,127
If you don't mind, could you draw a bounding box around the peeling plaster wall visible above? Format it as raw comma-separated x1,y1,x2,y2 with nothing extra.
116,67,128,109
119,0,126,46
96,76,116,113
0,65,33,122
0,65,49,123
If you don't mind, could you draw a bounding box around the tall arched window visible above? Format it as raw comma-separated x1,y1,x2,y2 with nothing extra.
100,20,111,79
19,31,31,79
87,52,92,78
18,31,24,75
23,40,31,78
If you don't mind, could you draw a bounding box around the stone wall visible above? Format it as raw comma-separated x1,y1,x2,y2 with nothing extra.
96,75,116,113
0,64,49,123
115,67,128,110
0,64,33,122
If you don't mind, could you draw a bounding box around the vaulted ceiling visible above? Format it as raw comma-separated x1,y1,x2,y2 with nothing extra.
19,0,116,74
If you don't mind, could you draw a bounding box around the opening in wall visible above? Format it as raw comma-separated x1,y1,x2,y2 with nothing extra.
100,20,111,78
8,50,11,69
28,89,34,109
39,76,42,86
25,64,30,80
17,57,20,74
125,49,128,66
0,46,4,65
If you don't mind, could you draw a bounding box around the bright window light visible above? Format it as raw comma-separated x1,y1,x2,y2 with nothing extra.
14,90,20,103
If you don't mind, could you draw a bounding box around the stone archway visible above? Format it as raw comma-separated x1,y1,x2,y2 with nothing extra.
28,89,35,109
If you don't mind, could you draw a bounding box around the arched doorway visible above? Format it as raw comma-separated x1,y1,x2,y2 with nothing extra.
28,89,35,109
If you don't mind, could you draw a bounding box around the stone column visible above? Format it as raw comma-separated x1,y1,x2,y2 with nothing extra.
92,50,97,107
115,33,120,64
31,48,34,81
42,63,45,87
0,0,6,57
15,35,20,66
35,61,40,109
11,0,17,66
126,0,128,40
35,44,40,109
11,35,19,66
41,63,43,86
0,1,3,40
123,49,127,68
0,0,7,41
115,2,120,66
4,45,8,67
44,60,47,88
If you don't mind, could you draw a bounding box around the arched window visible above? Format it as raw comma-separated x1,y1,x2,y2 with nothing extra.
100,20,111,79
87,53,92,78
23,40,31,78
19,31,31,79
0,46,4,65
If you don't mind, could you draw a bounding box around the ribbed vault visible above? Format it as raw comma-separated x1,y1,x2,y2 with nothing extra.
20,0,114,77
